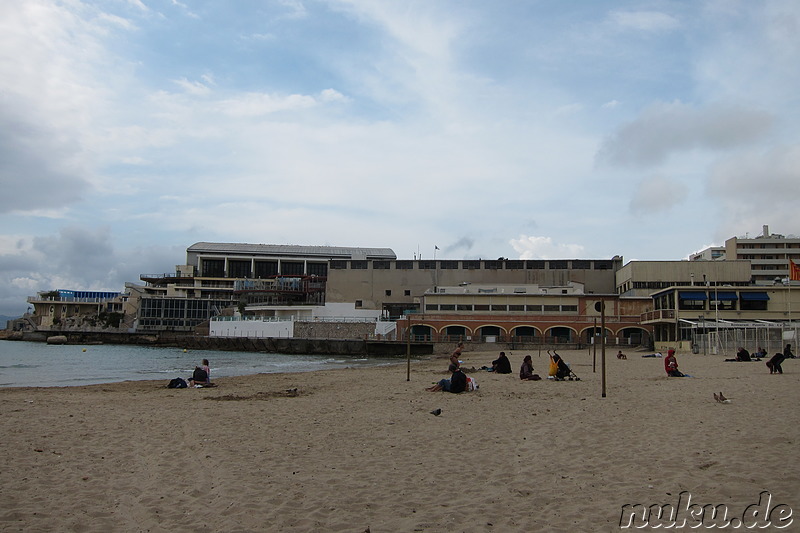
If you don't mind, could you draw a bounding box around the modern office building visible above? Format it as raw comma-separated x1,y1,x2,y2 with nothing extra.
723,225,800,285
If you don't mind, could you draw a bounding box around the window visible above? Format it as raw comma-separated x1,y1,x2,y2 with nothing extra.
355,300,363,308
527,260,545,269
457,304,473,311
526,305,542,312
440,304,455,311
425,304,438,311
385,289,392,296
281,261,304,275
255,261,279,278
404,290,411,296
228,260,252,278
351,260,367,269
440,260,459,269
594,260,614,270
572,260,591,269
307,263,327,277
474,304,490,311
491,304,507,311
330,260,347,269
373,261,390,270
483,260,502,270
201,259,225,277
462,260,481,269
418,260,436,270
549,260,568,270
543,305,560,312
509,305,525,311
561,305,577,312
506,260,524,269
395,261,413,269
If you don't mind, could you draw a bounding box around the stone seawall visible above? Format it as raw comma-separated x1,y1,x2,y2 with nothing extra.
4,331,432,357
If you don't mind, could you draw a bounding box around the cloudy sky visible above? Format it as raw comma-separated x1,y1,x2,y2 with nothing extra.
1,0,799,315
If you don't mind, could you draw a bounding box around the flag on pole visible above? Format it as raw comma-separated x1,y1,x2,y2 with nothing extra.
790,259,800,281
435,245,440,250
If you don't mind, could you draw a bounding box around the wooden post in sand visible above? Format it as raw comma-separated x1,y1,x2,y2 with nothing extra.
406,315,411,381
593,317,597,373
595,300,607,397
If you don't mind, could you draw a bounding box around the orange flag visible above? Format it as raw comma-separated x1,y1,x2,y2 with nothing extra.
790,259,800,281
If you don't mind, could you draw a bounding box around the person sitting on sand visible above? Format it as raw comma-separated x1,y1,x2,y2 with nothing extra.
188,359,212,387
753,347,767,359
766,352,786,374
726,347,752,362
664,349,685,377
519,355,540,381
616,350,627,360
491,351,512,374
427,363,467,393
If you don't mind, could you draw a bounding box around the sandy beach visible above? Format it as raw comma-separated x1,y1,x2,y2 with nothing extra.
1,346,798,532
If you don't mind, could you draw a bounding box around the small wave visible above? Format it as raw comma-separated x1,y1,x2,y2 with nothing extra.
0,364,41,369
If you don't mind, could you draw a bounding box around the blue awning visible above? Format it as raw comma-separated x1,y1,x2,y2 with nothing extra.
740,292,770,301
679,291,707,300
713,292,738,301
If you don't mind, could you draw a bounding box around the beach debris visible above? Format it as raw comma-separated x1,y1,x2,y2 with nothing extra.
430,408,442,416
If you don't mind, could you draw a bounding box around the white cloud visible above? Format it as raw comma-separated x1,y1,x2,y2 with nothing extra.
510,236,585,260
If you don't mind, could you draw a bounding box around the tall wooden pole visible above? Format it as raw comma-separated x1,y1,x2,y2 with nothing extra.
601,300,607,398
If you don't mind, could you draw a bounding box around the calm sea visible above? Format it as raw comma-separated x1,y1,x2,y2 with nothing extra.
0,341,400,388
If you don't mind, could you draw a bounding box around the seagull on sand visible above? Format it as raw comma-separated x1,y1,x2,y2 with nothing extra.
430,408,442,416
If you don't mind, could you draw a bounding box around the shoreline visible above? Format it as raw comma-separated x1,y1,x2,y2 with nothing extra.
1,348,797,531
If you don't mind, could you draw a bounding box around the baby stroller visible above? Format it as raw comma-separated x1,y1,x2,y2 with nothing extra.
548,351,580,381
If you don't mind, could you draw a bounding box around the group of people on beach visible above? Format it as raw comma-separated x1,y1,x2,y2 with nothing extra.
722,344,794,374
428,344,580,393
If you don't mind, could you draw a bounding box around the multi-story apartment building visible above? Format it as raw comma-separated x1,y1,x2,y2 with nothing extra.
723,225,800,285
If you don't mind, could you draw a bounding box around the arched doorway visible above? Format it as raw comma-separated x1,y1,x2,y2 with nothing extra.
477,325,503,342
411,324,432,341
512,326,537,342
444,325,468,342
546,326,574,343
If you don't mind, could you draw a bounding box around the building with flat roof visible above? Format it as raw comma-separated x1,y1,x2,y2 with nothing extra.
615,260,752,298
724,225,800,285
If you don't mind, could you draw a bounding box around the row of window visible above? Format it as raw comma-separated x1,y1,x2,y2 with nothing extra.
424,304,579,313
331,260,615,270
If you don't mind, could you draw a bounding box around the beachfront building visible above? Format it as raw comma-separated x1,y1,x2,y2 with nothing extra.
642,285,800,355
129,243,397,332
25,290,126,330
397,283,652,347
722,225,800,285
615,260,752,298
326,256,624,319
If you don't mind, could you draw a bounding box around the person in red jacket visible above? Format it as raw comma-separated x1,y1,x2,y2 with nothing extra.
664,349,684,377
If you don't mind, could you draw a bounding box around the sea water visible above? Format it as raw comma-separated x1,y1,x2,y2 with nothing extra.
0,341,400,388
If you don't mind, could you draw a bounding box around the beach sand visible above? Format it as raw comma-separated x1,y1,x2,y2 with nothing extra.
1,347,798,532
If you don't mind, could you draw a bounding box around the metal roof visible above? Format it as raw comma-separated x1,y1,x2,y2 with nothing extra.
187,242,397,260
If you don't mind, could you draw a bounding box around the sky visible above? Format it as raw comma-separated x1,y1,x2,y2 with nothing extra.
1,0,799,316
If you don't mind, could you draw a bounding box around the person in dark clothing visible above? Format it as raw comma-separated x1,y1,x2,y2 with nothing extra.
726,347,752,362
427,364,467,393
766,353,786,374
551,353,572,380
519,355,540,380
491,352,512,374
784,344,795,359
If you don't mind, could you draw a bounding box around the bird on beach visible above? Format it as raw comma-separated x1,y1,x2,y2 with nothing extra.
430,408,442,416
713,393,720,403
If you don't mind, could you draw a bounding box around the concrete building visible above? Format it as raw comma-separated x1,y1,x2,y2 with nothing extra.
26,290,126,330
723,225,800,285
615,260,752,298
